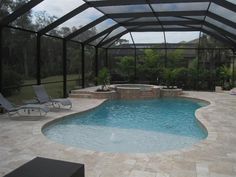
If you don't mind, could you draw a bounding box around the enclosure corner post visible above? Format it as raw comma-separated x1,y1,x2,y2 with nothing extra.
232,49,235,88
197,48,200,91
81,44,85,88
36,34,41,85
63,39,67,98
95,47,98,85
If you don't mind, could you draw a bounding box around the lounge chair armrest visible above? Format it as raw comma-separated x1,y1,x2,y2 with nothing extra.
23,98,39,104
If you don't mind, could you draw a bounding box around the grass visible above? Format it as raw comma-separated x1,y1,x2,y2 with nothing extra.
7,75,80,104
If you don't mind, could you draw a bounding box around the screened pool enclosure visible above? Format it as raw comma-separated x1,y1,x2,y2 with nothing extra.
0,0,235,101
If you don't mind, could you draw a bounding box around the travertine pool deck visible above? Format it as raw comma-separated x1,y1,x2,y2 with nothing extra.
0,91,236,177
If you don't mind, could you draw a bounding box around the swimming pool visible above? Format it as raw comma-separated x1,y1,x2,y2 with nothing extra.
43,98,208,153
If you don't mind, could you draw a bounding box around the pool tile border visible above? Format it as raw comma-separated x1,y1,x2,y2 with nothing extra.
0,92,236,177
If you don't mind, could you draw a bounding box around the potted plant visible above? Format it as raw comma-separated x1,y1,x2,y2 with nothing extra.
96,67,111,92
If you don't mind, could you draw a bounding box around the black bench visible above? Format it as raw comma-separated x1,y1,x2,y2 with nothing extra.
4,157,84,177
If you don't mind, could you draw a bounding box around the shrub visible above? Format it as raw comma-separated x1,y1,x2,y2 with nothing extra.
175,67,189,89
217,65,232,89
162,68,178,88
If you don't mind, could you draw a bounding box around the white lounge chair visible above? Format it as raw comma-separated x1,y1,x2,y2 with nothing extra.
230,88,236,95
33,85,72,109
0,93,49,117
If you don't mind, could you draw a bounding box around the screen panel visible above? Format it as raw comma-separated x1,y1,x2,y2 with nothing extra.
1,27,37,102
209,3,236,23
41,36,63,83
0,0,30,20
205,17,236,36
85,46,95,87
165,31,199,44
48,7,104,37
10,0,85,31
131,32,165,44
73,19,117,42
225,0,236,5
151,2,209,12
67,41,82,92
103,26,127,42
98,4,152,14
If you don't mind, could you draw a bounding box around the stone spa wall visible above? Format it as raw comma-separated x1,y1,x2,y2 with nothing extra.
92,85,183,100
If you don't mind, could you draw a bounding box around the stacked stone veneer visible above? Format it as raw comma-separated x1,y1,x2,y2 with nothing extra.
160,89,183,97
70,85,183,100
116,87,160,99
91,91,118,99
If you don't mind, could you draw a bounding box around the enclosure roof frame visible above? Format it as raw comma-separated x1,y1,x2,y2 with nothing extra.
0,0,235,48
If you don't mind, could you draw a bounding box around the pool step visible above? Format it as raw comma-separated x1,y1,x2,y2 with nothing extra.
69,93,93,99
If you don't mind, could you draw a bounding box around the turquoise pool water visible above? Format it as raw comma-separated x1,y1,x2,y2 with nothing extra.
43,98,208,153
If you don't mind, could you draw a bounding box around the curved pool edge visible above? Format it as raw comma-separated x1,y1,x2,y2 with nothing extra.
2,91,236,177
40,93,215,156
41,99,108,134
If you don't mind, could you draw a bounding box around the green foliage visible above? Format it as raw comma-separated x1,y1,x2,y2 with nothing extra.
175,67,189,88
162,68,178,88
217,65,232,89
116,56,135,82
167,49,185,68
143,49,161,67
2,68,23,96
96,68,110,91
137,49,165,82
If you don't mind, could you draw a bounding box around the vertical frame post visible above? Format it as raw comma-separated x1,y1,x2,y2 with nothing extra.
81,44,85,88
95,47,98,85
0,28,2,93
197,48,200,90
36,34,41,85
105,48,108,68
197,32,202,91
232,49,235,87
63,39,67,98
164,50,167,68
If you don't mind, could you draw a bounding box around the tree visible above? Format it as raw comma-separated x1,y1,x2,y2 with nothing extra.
116,56,135,82
137,49,164,82
114,39,129,46
175,67,189,89
166,49,185,68
34,11,57,31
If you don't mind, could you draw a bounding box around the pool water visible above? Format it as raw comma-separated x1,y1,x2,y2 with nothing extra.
43,98,208,153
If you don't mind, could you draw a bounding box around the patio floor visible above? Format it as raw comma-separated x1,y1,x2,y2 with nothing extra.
0,91,236,177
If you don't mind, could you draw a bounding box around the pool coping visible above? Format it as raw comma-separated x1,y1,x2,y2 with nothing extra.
1,91,236,177
40,94,213,157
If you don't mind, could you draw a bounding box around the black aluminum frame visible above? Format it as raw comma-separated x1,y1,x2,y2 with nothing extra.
0,0,235,95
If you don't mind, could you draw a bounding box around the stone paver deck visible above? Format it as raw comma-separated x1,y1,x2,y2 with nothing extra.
0,91,236,177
